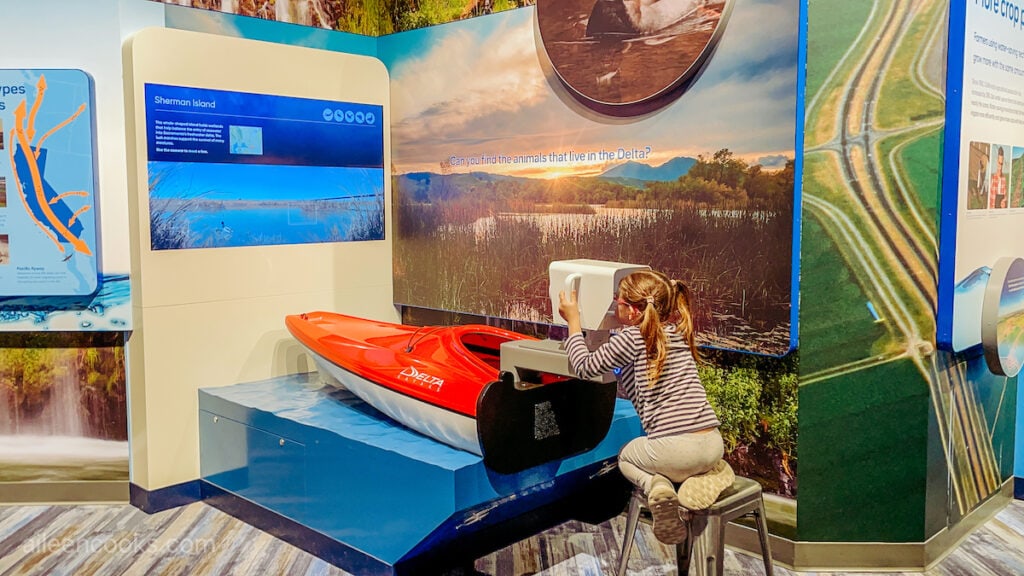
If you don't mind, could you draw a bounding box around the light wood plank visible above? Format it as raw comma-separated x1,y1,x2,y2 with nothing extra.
2,500,1024,575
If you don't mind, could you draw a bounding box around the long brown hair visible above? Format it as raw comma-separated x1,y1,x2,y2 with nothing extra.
616,270,699,382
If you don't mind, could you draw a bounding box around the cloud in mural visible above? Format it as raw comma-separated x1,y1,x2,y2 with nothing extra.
390,17,549,138
699,0,799,82
386,4,798,175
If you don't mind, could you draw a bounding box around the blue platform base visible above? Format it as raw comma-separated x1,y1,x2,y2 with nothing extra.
198,373,643,575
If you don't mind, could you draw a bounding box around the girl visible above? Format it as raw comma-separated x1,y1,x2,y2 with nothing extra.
558,269,732,544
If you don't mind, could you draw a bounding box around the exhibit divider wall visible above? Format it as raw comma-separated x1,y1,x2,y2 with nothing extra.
122,27,396,495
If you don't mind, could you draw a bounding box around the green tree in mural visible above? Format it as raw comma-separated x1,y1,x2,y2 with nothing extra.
688,149,748,190
76,346,128,441
700,364,763,452
762,372,798,475
0,333,126,439
0,347,67,432
697,351,798,496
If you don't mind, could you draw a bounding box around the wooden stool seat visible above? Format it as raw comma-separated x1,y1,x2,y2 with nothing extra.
617,475,773,576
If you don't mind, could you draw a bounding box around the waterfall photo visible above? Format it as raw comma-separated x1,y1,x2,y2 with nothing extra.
0,334,128,482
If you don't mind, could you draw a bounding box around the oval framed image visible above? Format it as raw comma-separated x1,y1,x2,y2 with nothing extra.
535,0,734,117
981,256,1024,377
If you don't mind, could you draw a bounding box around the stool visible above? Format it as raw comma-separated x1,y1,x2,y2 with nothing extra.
616,475,773,576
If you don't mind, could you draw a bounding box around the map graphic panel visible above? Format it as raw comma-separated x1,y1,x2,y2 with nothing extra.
0,69,98,296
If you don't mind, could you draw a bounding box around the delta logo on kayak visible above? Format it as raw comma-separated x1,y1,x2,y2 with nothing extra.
398,366,444,392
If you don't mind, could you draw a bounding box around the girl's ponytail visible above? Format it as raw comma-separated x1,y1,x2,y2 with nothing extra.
638,297,667,382
672,279,700,364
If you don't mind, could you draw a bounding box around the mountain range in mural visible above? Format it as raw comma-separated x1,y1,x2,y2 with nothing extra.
398,156,700,191
599,157,697,182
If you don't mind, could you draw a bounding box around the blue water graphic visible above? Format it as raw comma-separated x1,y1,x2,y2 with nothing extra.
0,274,131,331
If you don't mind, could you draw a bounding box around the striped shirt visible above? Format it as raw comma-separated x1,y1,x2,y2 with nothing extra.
565,325,720,439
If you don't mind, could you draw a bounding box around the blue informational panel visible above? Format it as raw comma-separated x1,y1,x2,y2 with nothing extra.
938,2,1024,354
144,83,385,250
0,69,98,296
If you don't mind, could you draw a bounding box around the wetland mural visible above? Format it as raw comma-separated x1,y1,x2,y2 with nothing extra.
383,2,799,357
383,1,801,499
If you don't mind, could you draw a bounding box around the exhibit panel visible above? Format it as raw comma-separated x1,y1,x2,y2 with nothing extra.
935,4,1024,509
0,69,99,297
938,0,1024,354
122,26,396,491
799,0,1016,545
382,1,800,359
936,0,1023,519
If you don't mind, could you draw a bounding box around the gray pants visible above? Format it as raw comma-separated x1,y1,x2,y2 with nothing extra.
618,428,725,494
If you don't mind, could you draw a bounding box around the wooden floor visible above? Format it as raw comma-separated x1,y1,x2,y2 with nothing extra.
2,499,1024,575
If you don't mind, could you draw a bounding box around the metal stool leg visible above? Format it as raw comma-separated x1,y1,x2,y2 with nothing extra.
754,505,774,576
712,514,727,576
688,514,714,576
675,529,693,576
617,492,642,576
680,512,706,576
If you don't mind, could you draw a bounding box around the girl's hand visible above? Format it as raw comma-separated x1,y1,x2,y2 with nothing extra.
558,290,582,334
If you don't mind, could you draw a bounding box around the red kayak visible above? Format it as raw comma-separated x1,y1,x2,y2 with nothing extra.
285,311,618,473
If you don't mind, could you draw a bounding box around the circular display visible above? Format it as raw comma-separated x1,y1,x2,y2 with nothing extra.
981,256,1024,377
535,0,733,117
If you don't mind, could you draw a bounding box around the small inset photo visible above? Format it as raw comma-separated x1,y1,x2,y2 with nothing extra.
989,143,1010,209
967,141,990,210
1011,146,1024,208
0,234,9,265
0,176,6,207
0,118,5,150
229,125,263,155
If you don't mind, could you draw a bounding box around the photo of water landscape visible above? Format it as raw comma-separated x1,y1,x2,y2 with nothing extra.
394,154,793,355
147,162,385,250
